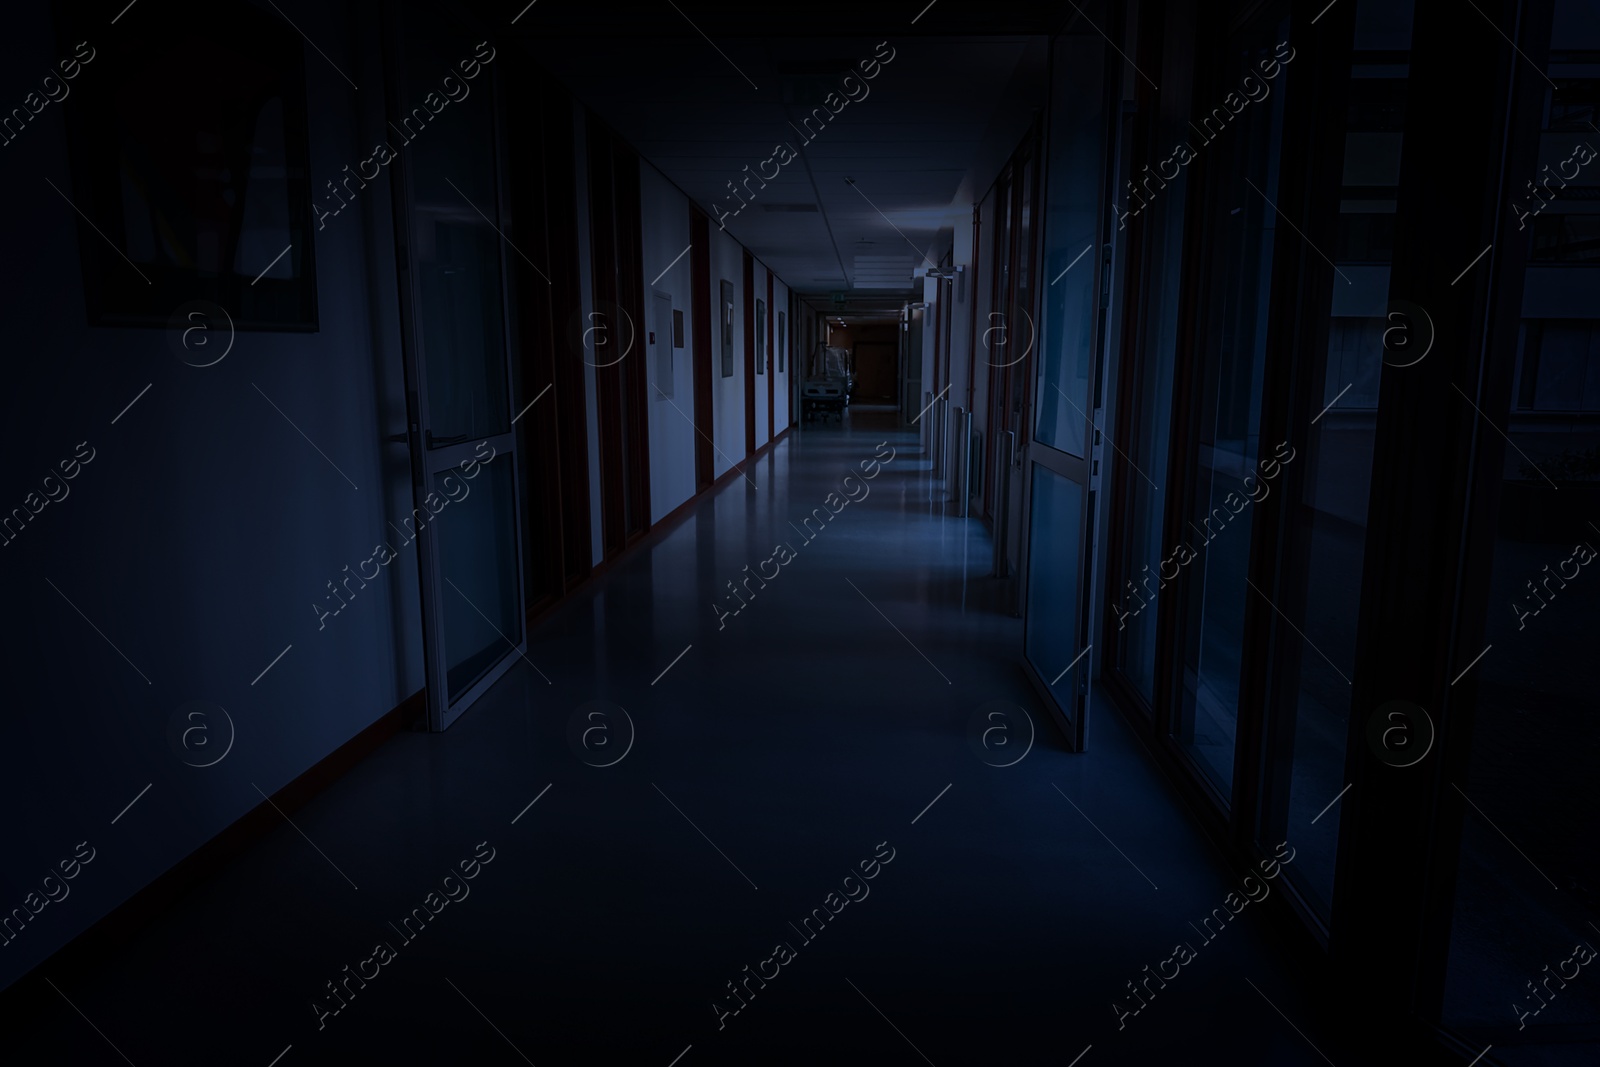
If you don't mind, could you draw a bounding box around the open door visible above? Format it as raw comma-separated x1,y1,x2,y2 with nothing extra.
1018,27,1114,751
387,10,527,731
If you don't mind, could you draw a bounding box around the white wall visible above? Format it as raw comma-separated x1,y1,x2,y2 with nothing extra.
709,226,747,475
0,3,805,994
0,0,422,989
583,145,796,521
753,261,771,448
639,163,696,522
771,275,791,438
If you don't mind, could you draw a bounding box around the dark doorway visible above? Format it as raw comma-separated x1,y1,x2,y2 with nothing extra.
853,330,899,401
507,66,591,609
586,118,651,559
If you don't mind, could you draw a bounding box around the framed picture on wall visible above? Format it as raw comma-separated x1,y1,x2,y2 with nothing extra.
755,299,766,374
720,280,734,377
57,3,319,329
673,308,684,347
778,310,786,372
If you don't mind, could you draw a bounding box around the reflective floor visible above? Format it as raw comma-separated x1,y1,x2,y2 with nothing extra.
3,408,1341,1065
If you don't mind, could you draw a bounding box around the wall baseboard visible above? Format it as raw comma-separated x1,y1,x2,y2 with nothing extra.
527,425,793,632
0,689,424,1003
3,426,797,1007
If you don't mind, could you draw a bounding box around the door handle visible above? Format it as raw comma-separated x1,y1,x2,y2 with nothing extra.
426,430,471,448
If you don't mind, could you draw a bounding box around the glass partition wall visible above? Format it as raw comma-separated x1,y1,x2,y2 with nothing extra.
1075,0,1597,1061
1436,1,1600,1060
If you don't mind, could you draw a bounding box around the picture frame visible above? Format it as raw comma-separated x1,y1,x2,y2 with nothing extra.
755,299,766,374
720,279,734,377
57,2,319,330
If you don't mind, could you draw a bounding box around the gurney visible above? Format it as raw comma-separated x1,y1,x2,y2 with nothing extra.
802,345,853,423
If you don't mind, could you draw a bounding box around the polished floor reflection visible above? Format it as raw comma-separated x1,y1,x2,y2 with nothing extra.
7,410,1341,1066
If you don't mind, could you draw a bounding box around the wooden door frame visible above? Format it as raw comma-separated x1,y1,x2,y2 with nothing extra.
690,210,714,490
586,118,650,558
1335,0,1551,1035
504,63,591,613
767,269,775,438
613,144,651,543
586,120,625,559
743,249,756,456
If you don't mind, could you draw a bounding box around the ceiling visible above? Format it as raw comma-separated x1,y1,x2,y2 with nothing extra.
512,16,1049,313
504,1,1068,38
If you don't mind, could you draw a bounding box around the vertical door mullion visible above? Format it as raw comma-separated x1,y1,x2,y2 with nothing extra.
380,2,442,726
1330,0,1547,1028
1233,0,1325,855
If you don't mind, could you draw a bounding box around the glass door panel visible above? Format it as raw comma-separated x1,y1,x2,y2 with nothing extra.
1266,0,1412,922
432,453,522,702
1008,149,1037,448
419,219,510,444
984,172,1014,521
1169,17,1291,803
391,8,526,730
1107,2,1203,711
1024,466,1085,727
1019,26,1112,749
1033,32,1104,459
1441,2,1600,1056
